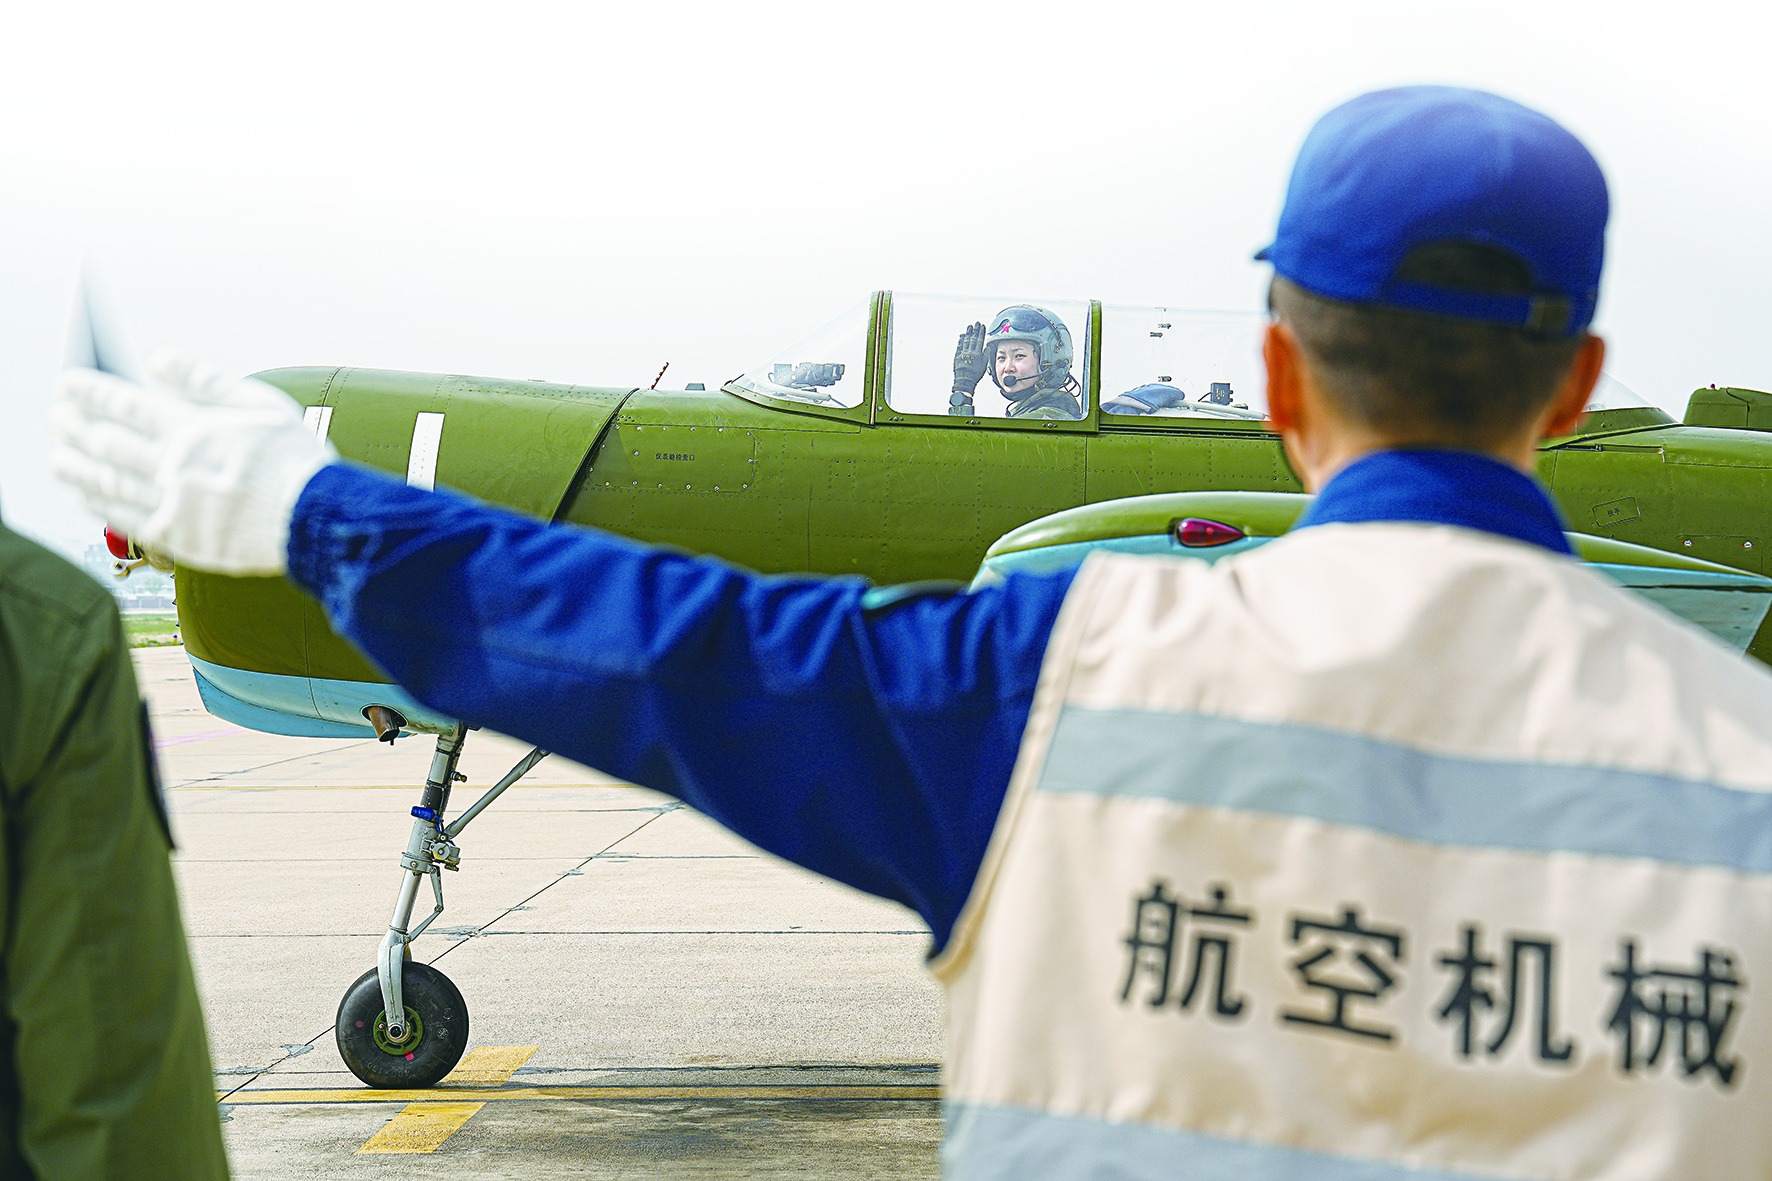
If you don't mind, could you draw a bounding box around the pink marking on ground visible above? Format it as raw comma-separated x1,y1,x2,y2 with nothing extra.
153,727,239,750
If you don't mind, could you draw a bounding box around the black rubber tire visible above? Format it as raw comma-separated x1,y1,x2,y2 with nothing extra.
335,961,469,1088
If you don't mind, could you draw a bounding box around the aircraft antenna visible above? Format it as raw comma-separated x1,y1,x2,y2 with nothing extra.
650,362,670,390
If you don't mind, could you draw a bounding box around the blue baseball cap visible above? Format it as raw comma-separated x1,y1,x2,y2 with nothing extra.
1257,86,1608,338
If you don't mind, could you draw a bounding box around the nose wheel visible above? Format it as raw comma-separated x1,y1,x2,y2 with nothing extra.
336,961,469,1088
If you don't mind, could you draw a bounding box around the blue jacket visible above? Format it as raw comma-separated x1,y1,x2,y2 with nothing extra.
287,449,1571,955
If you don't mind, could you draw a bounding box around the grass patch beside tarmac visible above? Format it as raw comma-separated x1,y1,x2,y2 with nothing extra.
124,612,181,648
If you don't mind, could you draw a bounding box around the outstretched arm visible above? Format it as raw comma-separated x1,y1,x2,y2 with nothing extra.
290,464,1074,950
51,354,1077,949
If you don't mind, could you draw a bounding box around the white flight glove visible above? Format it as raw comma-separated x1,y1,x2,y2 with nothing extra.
49,351,337,576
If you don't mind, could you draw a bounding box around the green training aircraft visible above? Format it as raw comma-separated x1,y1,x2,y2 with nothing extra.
119,290,1772,1089
157,290,1772,741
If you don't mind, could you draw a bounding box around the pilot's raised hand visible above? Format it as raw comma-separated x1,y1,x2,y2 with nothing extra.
953,322,988,393
951,321,987,416
49,351,337,576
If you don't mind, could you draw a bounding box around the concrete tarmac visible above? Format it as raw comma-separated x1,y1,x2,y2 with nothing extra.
139,647,944,1178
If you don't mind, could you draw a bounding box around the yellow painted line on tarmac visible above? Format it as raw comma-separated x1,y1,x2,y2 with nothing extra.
440,1045,541,1085
358,1102,483,1154
355,1046,540,1155
238,1083,942,1105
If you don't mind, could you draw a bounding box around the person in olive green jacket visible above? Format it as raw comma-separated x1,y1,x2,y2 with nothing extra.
0,520,228,1179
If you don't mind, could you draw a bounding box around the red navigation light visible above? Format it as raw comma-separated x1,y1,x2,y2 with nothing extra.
1175,518,1246,548
103,524,134,560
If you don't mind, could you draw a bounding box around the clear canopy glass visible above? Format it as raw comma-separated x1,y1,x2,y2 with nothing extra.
732,298,871,409
1099,305,1267,419
1584,372,1652,412
733,295,1652,428
885,294,1092,419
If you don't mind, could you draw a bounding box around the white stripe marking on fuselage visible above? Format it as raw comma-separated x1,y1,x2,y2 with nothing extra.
303,404,334,443
407,412,445,490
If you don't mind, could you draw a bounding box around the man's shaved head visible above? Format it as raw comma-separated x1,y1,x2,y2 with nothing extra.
1269,243,1588,452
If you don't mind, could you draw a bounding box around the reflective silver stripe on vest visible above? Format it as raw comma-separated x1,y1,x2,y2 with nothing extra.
1040,707,1772,873
945,1102,1514,1181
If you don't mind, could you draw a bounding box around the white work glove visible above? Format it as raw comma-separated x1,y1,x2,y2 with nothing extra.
49,351,337,576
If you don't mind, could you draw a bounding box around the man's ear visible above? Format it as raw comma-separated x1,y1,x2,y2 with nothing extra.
1264,321,1301,434
1540,333,1606,440
1264,319,1322,491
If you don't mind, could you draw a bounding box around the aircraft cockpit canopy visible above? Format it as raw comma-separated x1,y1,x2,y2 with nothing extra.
1585,373,1654,412
885,295,1093,419
1098,304,1265,419
731,298,872,409
732,294,1271,421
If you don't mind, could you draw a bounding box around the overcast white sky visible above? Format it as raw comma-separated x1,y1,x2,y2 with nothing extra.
4,0,1769,555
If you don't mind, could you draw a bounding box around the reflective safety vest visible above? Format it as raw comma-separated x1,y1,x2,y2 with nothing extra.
931,524,1772,1181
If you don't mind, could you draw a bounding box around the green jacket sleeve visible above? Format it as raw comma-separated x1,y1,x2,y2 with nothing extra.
0,528,228,1180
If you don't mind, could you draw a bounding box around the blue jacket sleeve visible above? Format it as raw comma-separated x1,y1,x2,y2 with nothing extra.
286,462,1074,952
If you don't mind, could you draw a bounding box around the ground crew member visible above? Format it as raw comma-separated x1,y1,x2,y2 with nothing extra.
0,520,229,1179
950,304,1084,418
50,86,1772,1179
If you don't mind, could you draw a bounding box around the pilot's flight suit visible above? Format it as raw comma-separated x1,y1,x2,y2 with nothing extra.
0,525,228,1180
1005,384,1082,420
284,448,1772,1179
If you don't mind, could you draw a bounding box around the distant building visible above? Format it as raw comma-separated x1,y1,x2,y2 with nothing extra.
79,543,114,582
82,543,177,612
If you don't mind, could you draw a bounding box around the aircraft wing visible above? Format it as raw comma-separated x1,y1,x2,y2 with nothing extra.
973,490,1772,655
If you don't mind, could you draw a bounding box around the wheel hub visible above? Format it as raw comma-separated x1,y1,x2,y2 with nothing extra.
372,1006,424,1055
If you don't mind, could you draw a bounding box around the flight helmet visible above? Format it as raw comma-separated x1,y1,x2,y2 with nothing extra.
984,305,1073,393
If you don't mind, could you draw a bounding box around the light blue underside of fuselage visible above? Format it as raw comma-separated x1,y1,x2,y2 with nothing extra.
187,652,456,739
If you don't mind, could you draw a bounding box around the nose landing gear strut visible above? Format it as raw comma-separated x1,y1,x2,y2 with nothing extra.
334,724,549,1088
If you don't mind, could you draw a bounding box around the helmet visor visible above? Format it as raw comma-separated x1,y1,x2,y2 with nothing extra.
988,308,1057,338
